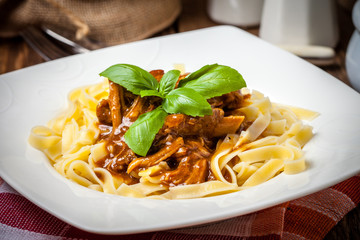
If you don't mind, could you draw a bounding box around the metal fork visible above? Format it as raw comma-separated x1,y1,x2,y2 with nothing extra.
20,26,90,61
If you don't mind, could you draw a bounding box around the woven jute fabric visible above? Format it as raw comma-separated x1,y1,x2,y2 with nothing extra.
0,0,181,46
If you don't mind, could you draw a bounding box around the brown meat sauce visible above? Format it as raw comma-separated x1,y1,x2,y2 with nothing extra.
95,70,247,187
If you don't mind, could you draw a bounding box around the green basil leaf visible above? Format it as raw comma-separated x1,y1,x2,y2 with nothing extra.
140,90,164,98
124,107,168,156
159,69,181,95
163,88,212,117
100,64,159,95
178,64,246,99
179,64,218,84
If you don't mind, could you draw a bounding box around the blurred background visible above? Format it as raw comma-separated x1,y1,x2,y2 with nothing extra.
0,0,359,238
0,0,357,88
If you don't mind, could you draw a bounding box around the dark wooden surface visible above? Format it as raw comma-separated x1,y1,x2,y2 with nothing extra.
0,0,359,239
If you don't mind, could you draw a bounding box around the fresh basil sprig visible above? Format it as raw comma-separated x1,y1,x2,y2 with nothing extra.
100,63,246,156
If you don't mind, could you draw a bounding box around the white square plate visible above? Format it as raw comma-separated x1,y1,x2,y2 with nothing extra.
1,26,359,234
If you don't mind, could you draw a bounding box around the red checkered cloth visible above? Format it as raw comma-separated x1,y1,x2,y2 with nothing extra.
1,175,359,240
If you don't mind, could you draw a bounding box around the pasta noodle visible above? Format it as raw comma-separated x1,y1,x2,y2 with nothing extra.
29,75,317,199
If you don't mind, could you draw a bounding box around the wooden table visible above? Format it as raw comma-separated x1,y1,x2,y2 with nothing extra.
0,0,359,239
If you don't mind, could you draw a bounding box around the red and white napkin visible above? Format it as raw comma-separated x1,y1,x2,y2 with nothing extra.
1,175,359,240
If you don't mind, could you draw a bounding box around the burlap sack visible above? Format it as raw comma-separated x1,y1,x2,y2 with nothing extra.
0,0,181,46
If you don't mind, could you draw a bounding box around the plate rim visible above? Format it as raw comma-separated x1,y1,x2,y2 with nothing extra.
1,25,360,235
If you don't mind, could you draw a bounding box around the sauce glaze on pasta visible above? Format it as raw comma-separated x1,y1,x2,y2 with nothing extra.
29,70,318,199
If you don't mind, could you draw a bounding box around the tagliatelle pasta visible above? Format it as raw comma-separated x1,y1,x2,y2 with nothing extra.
209,90,318,190
29,68,318,200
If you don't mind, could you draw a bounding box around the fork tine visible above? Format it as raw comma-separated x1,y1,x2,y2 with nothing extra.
41,27,90,54
20,26,71,61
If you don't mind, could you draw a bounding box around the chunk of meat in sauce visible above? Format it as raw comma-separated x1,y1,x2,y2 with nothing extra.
127,137,184,173
158,108,244,138
96,99,111,125
158,138,213,186
161,157,208,186
149,69,164,82
208,91,244,110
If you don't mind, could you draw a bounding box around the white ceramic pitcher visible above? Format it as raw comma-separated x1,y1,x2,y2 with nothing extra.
207,0,264,27
259,0,339,57
346,0,360,92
